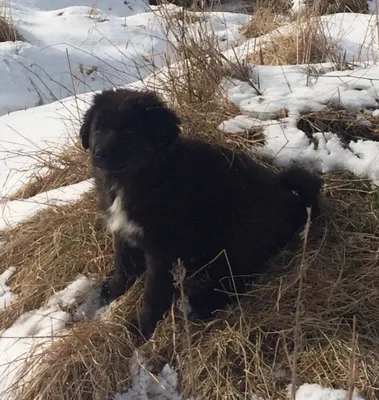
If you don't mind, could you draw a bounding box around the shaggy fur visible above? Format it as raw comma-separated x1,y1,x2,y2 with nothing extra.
80,88,322,339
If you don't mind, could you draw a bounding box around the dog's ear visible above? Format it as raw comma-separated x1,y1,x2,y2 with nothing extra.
146,102,181,147
79,105,96,150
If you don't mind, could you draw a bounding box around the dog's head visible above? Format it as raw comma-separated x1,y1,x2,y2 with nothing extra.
79,89,181,172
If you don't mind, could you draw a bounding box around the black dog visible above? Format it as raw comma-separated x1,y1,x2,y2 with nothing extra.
80,88,322,338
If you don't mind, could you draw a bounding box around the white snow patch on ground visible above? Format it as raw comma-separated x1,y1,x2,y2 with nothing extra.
0,1,247,199
291,0,306,13
0,179,94,230
112,355,184,400
0,268,17,310
0,0,247,116
291,383,365,400
0,275,94,400
0,92,92,199
220,63,379,184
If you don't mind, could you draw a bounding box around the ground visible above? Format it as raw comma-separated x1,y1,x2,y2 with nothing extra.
0,0,379,399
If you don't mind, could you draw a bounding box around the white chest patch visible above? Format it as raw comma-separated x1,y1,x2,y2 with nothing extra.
106,193,143,246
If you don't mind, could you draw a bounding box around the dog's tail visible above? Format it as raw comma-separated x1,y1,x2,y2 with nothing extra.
279,166,322,217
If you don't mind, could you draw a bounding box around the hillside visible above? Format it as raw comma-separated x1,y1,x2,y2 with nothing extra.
0,0,379,399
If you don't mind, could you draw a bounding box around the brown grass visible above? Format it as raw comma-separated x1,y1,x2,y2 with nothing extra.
0,192,113,329
0,16,21,42
0,1,22,42
10,143,91,200
305,0,368,14
240,7,287,39
1,171,378,399
151,7,264,151
250,0,293,14
297,109,379,148
17,318,137,399
248,21,336,65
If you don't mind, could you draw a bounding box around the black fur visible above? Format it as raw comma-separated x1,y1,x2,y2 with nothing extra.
80,88,322,339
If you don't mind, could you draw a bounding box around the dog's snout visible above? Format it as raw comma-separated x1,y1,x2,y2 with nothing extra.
94,148,107,159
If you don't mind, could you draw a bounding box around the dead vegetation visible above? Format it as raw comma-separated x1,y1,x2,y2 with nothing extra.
298,109,379,147
0,1,22,42
239,0,366,67
305,0,369,14
246,17,337,65
0,15,22,42
17,318,137,399
10,144,91,200
240,6,288,38
149,6,262,149
0,192,113,329
0,171,378,399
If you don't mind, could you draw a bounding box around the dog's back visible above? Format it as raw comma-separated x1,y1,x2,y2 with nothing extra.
115,138,322,276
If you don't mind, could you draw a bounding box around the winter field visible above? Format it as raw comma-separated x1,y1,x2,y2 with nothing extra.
1,0,379,398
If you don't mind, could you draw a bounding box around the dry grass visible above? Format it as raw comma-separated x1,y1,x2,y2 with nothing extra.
10,143,91,200
247,21,336,65
249,0,293,14
17,318,137,399
240,7,287,39
0,192,113,329
158,10,240,145
305,0,368,14
0,16,21,42
0,171,378,399
297,109,379,148
151,7,263,150
0,1,22,42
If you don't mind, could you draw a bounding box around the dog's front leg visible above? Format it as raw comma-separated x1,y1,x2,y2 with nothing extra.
136,255,174,339
101,234,145,303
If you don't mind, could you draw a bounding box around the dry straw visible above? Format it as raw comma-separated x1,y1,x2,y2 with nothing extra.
2,156,379,399
0,1,22,42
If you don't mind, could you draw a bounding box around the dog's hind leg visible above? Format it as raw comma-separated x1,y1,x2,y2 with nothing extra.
189,275,247,320
101,234,145,303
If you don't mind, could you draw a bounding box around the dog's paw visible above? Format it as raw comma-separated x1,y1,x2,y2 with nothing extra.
188,289,230,320
99,281,113,306
126,311,157,342
125,318,151,343
99,278,126,305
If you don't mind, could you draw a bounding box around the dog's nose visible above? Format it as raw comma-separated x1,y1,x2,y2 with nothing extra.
94,148,106,159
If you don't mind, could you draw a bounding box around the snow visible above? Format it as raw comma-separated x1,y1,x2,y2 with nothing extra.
0,179,94,230
219,63,379,184
0,275,94,400
0,1,247,117
0,93,91,199
0,268,17,310
112,356,183,400
0,1,247,199
291,383,365,400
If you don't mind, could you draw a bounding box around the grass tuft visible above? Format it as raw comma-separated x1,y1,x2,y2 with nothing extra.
10,143,91,200
0,1,22,42
305,0,368,14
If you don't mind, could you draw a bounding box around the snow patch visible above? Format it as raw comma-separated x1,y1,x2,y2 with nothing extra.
0,275,94,400
0,179,94,230
0,268,17,310
290,383,365,400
